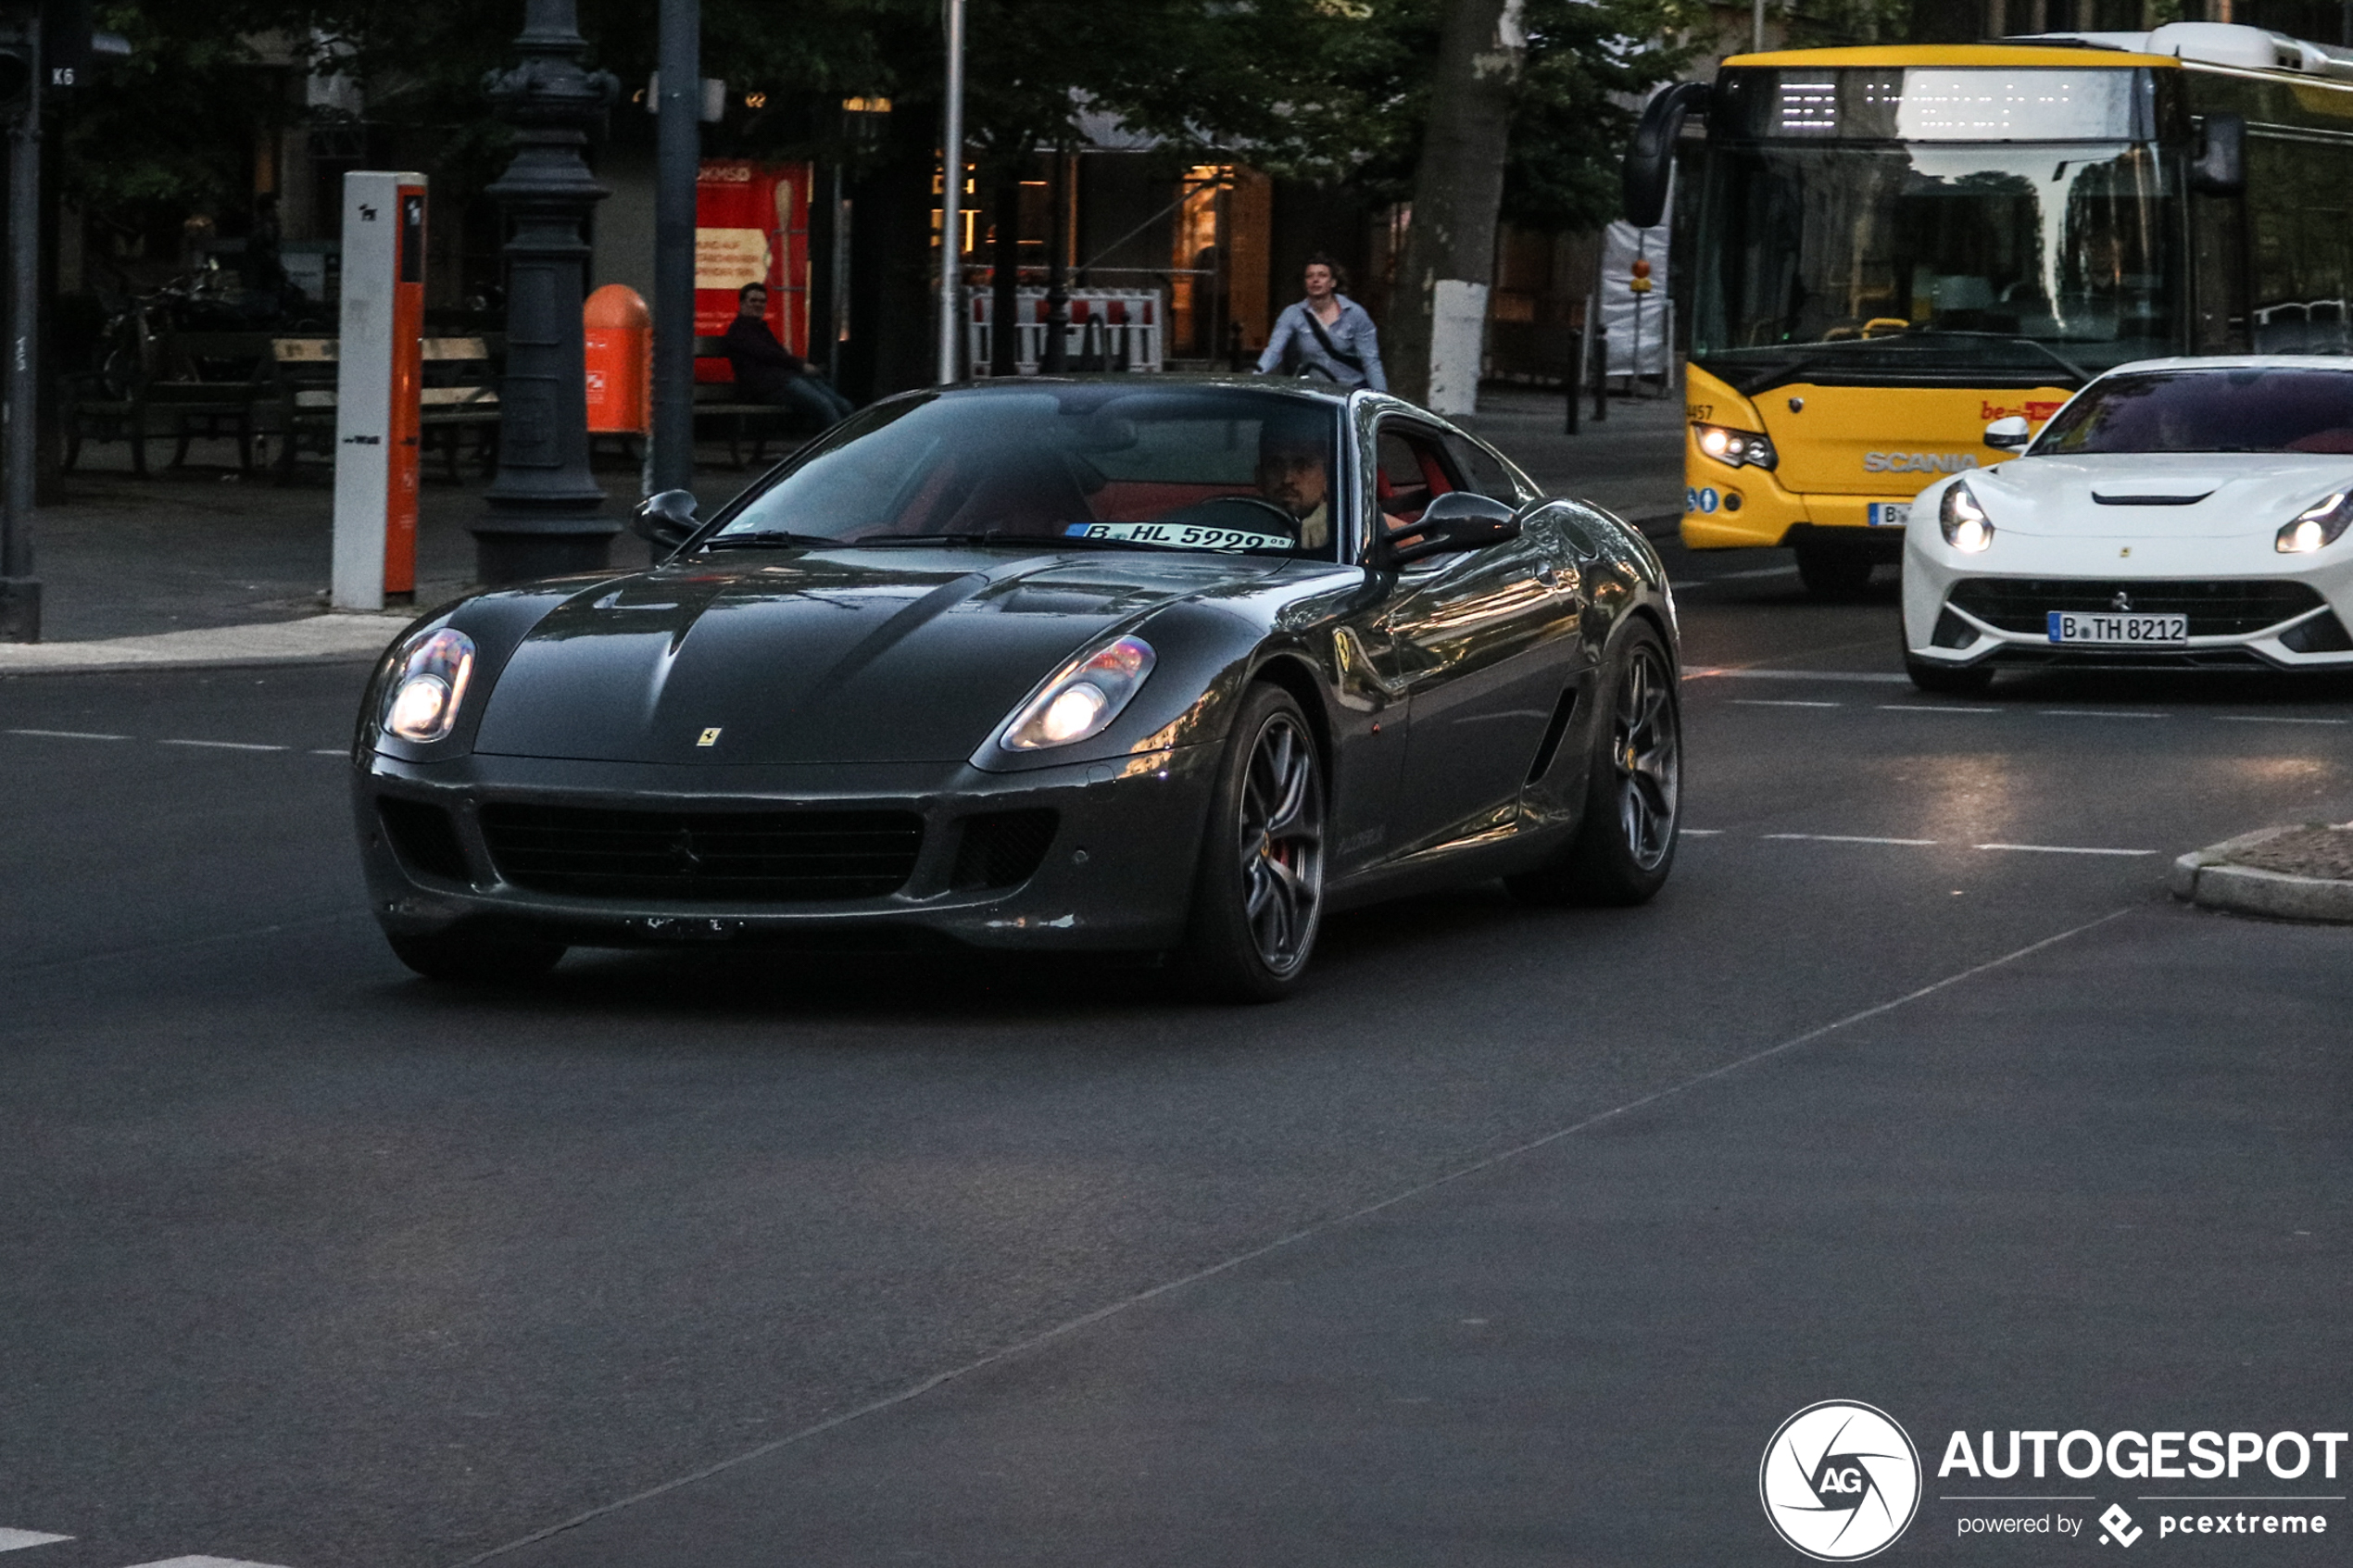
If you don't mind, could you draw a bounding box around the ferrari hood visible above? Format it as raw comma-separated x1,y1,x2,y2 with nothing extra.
1962,452,2353,539
472,546,1271,764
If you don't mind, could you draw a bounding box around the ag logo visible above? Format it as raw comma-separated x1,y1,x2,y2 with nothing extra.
1759,1400,1921,1561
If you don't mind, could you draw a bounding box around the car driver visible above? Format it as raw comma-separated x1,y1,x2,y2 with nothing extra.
1255,425,1331,550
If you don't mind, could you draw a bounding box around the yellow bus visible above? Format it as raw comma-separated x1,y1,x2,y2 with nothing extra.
1625,23,2353,595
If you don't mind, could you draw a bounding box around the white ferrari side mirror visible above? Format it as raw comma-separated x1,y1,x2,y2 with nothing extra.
1982,416,2032,451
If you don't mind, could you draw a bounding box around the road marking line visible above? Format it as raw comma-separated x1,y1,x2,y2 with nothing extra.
2039,709,2165,720
158,739,290,753
1975,842,2157,857
1731,698,1841,708
1684,667,1910,684
1680,829,1724,836
6,727,128,741
309,747,347,756
120,1558,298,1568
1880,704,2000,714
1765,834,1939,846
453,906,2138,1568
0,1530,71,1551
1672,565,1803,587
2215,714,2350,726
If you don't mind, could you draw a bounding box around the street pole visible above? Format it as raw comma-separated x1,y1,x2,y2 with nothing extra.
472,0,620,585
1752,0,1764,52
649,0,698,497
937,0,965,385
1,16,41,642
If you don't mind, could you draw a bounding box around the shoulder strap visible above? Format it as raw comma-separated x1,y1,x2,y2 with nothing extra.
1301,307,1365,373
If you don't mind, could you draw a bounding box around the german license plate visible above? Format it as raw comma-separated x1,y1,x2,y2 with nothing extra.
1868,502,1910,528
2046,611,2188,646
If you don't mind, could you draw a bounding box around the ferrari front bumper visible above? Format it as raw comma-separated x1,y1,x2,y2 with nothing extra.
354,743,1223,953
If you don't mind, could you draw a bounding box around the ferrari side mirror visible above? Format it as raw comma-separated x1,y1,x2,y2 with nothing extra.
633,488,699,550
1982,415,2032,451
1390,490,1520,564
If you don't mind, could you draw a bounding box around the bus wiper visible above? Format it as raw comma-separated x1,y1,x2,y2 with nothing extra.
705,529,839,549
1932,332,2091,386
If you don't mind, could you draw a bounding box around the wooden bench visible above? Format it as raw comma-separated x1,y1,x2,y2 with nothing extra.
65,329,274,477
692,334,803,470
266,336,503,483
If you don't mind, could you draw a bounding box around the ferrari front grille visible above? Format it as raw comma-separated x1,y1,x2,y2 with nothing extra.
1948,579,2324,637
479,804,924,902
949,809,1058,890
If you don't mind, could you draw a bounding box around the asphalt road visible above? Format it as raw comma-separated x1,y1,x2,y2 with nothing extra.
5,472,2352,1566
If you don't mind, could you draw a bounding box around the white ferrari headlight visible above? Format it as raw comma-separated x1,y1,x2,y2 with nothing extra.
379,627,477,743
1940,481,1994,553
2278,492,2352,554
1000,634,1156,752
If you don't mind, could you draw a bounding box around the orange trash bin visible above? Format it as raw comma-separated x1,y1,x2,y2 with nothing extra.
583,284,651,434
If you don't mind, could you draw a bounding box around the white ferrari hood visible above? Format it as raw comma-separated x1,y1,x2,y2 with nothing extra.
1961,453,2353,540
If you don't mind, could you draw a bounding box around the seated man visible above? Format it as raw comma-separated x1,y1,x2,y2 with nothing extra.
723,283,854,428
1254,422,1332,550
1253,420,1415,555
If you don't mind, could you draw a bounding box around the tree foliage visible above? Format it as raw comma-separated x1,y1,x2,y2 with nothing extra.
62,0,1692,252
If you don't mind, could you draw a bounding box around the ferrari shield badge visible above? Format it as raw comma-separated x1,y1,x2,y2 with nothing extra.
696,727,723,746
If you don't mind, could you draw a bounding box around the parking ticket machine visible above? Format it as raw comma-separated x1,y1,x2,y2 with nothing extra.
333,170,427,610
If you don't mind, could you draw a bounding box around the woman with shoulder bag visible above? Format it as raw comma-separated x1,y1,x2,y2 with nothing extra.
1254,253,1388,393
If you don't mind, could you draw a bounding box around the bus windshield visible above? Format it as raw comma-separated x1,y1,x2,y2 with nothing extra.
1693,84,2182,392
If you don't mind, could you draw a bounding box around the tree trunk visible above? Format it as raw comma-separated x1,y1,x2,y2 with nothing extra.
1387,0,1524,413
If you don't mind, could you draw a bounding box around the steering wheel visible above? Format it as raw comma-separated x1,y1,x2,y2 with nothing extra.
1156,495,1302,533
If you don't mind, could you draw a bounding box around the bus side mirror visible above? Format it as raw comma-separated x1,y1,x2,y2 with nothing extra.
2192,114,2244,195
1623,80,1709,229
1983,416,2032,450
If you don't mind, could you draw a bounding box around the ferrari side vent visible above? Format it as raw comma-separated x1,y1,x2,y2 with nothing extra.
2281,610,2353,653
950,809,1059,890
378,797,472,884
1524,684,1580,784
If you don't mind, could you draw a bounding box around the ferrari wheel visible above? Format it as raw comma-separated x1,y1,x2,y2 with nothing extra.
1904,654,1994,696
386,927,567,985
1179,684,1326,1002
1508,623,1680,907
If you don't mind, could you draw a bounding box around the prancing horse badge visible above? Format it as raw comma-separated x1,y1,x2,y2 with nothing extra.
697,727,723,746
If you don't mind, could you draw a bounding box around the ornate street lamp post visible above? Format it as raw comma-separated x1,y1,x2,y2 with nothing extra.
472,0,620,585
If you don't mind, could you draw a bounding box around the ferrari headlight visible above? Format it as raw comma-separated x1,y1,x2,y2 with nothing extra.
2278,492,2352,554
1000,634,1155,752
378,627,476,743
1940,481,1994,553
1692,422,1776,470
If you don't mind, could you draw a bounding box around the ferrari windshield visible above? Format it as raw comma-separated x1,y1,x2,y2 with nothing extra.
2034,369,2353,455
711,384,1345,558
1693,68,2181,390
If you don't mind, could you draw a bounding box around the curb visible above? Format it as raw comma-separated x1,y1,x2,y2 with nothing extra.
2171,825,2353,923
0,612,413,678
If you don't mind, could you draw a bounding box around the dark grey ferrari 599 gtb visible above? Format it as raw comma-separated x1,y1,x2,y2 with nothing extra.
354,379,1681,999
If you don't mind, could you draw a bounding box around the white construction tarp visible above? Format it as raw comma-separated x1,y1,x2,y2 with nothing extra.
1598,217,1674,379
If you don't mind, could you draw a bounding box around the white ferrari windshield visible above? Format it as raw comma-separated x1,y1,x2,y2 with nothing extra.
2035,369,2353,456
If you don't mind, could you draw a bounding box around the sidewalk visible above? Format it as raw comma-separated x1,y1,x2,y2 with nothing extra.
1453,382,1688,529
3,435,686,673
4,384,1687,675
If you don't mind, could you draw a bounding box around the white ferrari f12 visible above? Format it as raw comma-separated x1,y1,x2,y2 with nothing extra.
1902,358,2353,694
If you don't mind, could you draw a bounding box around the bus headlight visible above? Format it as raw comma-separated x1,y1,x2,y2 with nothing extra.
2277,492,2352,554
1692,422,1777,470
1940,481,1994,553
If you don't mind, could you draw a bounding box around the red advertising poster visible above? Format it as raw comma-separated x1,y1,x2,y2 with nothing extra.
696,160,811,383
